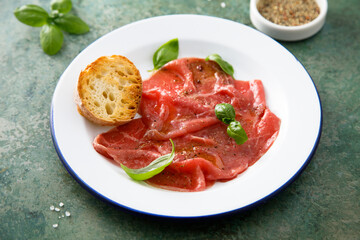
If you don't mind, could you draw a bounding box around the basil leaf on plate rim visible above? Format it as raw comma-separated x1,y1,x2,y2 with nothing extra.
215,103,248,145
121,139,175,181
150,39,236,79
205,53,234,77
152,38,179,70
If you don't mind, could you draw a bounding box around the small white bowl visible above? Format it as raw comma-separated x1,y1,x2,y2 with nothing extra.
250,0,327,41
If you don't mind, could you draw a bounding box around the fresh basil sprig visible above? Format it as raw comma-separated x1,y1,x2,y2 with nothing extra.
215,103,248,145
121,139,175,181
152,38,179,70
14,0,89,55
205,54,234,77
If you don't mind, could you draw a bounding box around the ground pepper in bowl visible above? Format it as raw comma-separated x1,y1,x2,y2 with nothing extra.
257,0,320,26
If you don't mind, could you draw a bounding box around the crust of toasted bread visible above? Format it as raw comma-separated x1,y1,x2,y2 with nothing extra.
75,55,142,126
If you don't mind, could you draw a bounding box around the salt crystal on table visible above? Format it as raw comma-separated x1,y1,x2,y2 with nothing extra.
65,211,71,217
52,224,58,228
50,206,55,211
55,207,60,212
59,202,64,207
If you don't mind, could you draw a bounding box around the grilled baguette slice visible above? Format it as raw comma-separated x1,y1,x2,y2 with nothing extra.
76,55,142,126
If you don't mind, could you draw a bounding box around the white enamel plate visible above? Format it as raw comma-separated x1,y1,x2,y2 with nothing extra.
51,15,322,218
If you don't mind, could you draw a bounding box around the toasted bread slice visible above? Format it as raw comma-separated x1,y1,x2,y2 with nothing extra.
76,55,142,126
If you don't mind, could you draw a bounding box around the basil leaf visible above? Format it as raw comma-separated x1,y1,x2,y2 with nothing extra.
40,24,63,55
152,38,179,70
14,5,49,27
227,121,248,145
121,139,175,181
215,103,236,125
205,54,234,77
51,0,72,14
53,14,89,34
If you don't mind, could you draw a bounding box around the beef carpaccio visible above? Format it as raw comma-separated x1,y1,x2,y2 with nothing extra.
93,58,281,191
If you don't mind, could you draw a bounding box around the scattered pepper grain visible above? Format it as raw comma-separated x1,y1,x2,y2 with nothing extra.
257,0,320,26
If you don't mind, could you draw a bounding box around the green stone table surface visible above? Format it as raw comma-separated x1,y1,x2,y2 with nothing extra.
1,0,359,239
